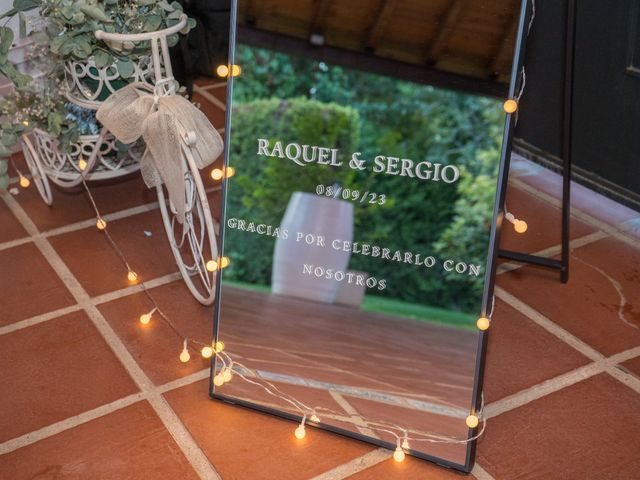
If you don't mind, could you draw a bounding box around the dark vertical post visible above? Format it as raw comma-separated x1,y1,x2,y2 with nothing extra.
561,0,576,283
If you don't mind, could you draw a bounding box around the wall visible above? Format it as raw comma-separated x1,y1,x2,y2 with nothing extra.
515,0,640,210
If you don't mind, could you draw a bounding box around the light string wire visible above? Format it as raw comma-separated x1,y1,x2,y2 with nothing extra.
74,173,487,454
503,2,536,234
52,2,540,455
9,157,30,187
80,176,188,341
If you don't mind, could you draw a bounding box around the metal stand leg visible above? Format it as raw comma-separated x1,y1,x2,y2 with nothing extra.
499,0,576,284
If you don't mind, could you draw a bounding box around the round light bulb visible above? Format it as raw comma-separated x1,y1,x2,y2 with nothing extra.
127,271,138,283
216,64,229,77
477,317,490,331
96,218,107,230
503,99,518,114
219,256,230,269
225,166,236,178
78,158,88,171
210,168,224,181
310,414,320,423
466,414,479,429
393,447,405,463
179,348,190,363
19,176,30,188
214,341,225,353
201,346,213,359
514,220,528,234
213,374,224,386
139,313,152,325
222,368,232,382
231,64,242,77
206,260,218,272
294,425,306,439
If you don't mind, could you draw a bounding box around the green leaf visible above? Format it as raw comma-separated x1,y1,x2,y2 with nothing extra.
50,34,66,54
31,31,49,44
0,62,31,89
0,27,14,57
157,1,174,11
0,9,17,21
115,140,131,152
0,144,11,158
59,38,75,56
79,5,113,23
47,112,63,136
12,0,41,13
1,131,18,146
72,12,86,24
116,58,134,78
18,11,26,38
0,173,9,190
94,50,113,68
72,34,92,58
166,33,178,48
144,14,162,32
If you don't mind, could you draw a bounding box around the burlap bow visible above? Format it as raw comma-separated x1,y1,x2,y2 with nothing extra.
96,83,224,224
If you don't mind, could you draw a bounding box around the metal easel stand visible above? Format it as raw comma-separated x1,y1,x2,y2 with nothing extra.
499,0,576,284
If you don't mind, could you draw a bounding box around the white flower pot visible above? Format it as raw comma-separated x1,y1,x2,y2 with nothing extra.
272,192,354,303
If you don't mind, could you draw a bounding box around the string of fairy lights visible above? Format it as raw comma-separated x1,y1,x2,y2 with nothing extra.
9,82,527,462
8,0,538,463
12,151,493,459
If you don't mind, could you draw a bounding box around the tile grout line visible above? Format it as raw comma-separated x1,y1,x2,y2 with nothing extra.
485,363,603,419
0,304,83,336
496,230,608,276
0,368,209,455
496,284,640,396
605,365,640,394
495,286,605,362
0,184,221,253
157,369,211,394
0,190,221,480
510,177,640,249
0,271,184,337
0,200,160,253
472,463,498,480
199,82,227,91
1,165,637,475
307,448,392,480
484,345,640,419
0,393,146,455
328,391,381,439
193,85,227,111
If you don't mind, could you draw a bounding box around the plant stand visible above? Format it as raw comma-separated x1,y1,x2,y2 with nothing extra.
20,15,219,305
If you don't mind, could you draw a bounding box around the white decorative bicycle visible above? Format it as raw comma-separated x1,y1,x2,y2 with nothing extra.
21,15,220,306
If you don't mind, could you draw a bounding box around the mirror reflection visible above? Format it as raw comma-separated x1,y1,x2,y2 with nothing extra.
214,0,524,466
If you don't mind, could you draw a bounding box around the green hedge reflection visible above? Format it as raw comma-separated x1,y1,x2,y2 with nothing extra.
225,45,503,317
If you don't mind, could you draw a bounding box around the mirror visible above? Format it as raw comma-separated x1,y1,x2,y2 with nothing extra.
213,0,529,470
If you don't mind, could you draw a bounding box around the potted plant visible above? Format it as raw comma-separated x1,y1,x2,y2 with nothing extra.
0,0,195,189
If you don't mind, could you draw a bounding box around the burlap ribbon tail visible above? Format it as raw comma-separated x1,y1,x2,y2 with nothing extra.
96,84,224,224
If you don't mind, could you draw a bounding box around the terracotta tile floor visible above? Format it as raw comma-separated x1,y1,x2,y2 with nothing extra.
2,77,640,479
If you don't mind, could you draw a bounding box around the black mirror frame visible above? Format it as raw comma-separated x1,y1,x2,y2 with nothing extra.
210,0,532,473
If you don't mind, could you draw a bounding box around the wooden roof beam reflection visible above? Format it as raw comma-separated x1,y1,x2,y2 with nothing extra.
488,14,518,78
310,0,333,36
244,0,260,26
365,0,398,52
425,0,468,65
